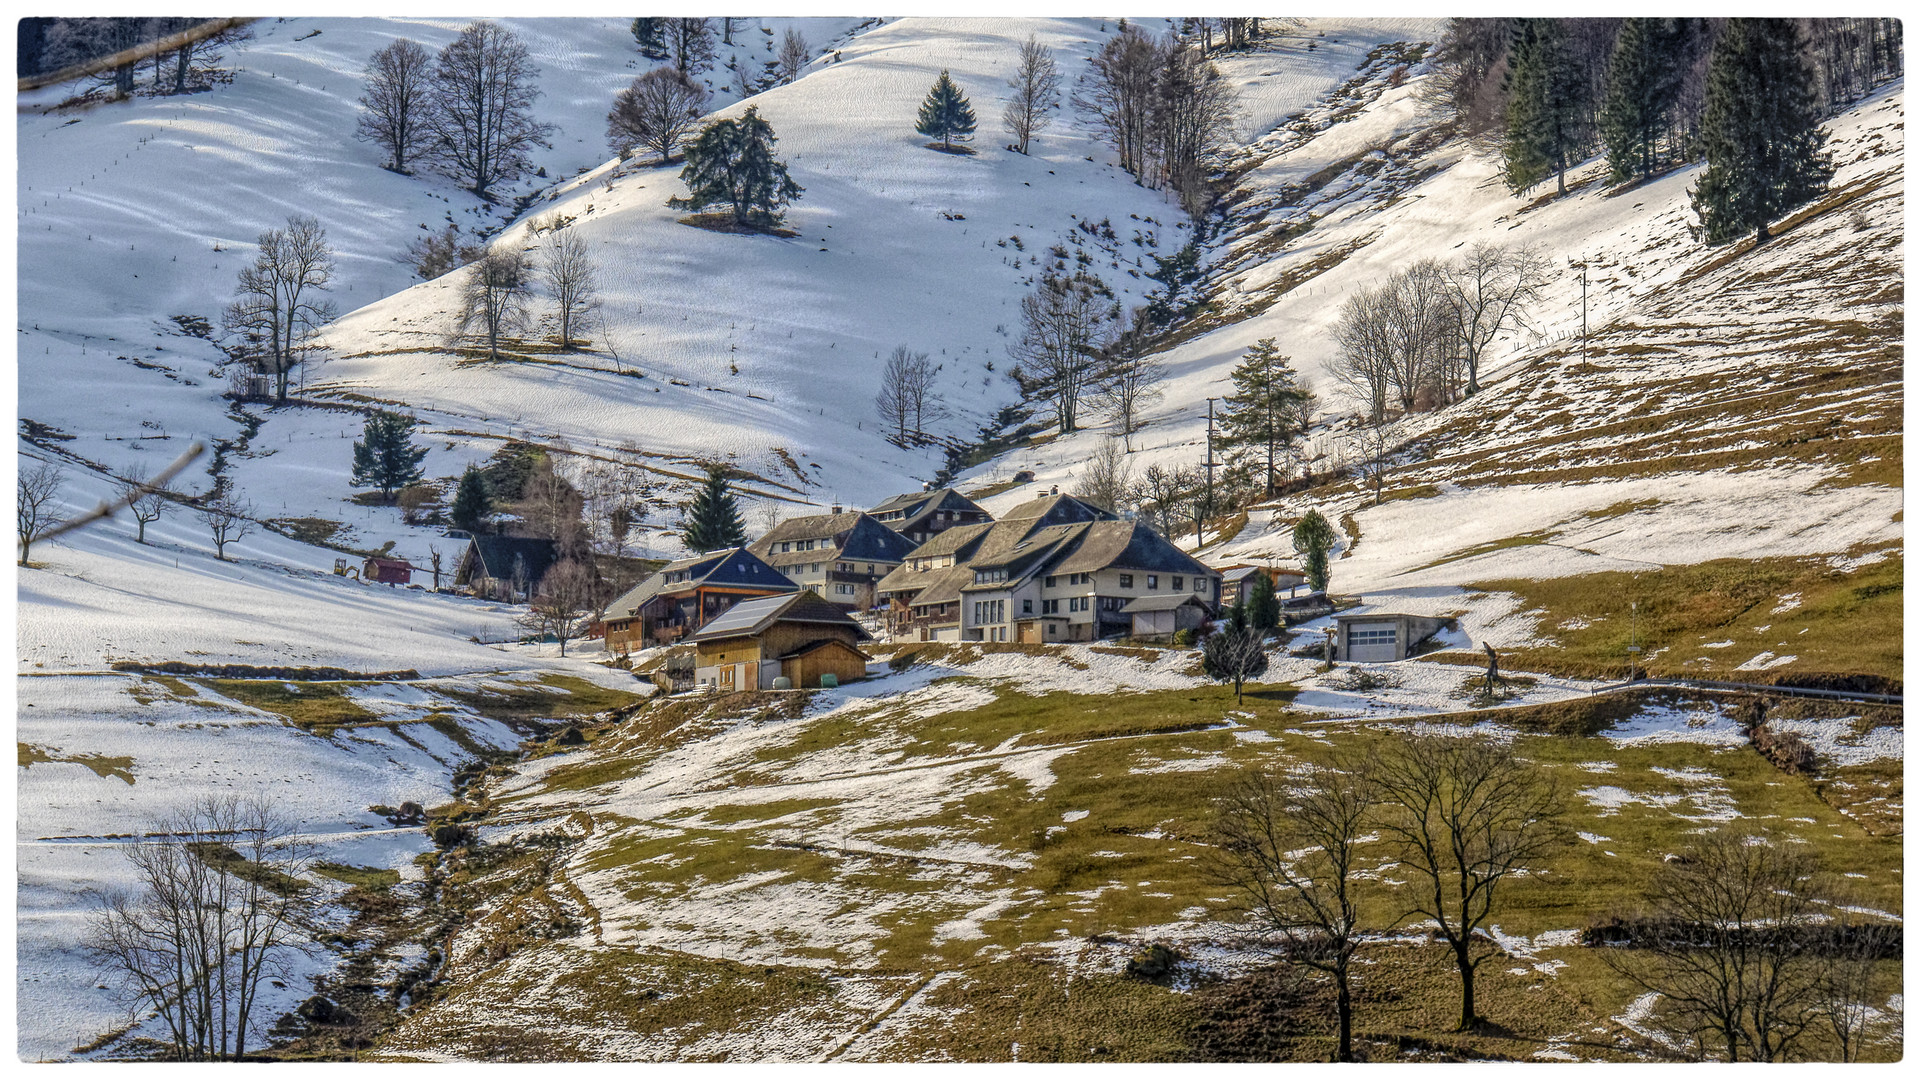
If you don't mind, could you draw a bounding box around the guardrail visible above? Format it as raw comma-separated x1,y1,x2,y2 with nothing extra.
1588,676,1902,706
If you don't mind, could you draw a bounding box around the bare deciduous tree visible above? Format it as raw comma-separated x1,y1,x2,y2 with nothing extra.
1332,260,1457,420
1214,759,1378,1061
118,465,171,543
1074,437,1134,513
776,29,811,85
428,544,445,590
1013,271,1119,436
1076,24,1161,176
874,345,944,446
1090,312,1165,451
1371,733,1564,1030
1201,619,1269,702
427,22,555,198
1816,904,1900,1062
1002,34,1061,153
540,229,599,351
452,246,534,360
354,37,434,173
665,17,716,76
1133,461,1198,541
606,66,709,163
199,494,254,561
1443,243,1552,396
518,557,601,656
1147,39,1239,215
1603,830,1829,1062
222,215,337,405
1355,422,1396,506
18,461,66,566
84,794,314,1061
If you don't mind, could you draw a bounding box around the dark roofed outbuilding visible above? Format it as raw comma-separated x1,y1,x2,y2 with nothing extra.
454,536,560,601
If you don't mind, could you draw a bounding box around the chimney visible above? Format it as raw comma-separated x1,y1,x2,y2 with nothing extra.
1050,485,1059,496
831,502,842,514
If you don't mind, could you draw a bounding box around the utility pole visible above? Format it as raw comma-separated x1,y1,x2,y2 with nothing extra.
1570,257,1588,343
1202,396,1217,548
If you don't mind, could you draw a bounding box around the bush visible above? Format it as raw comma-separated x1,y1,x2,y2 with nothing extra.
1171,627,1197,648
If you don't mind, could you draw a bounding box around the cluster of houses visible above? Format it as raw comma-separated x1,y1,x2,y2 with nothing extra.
424,483,1452,693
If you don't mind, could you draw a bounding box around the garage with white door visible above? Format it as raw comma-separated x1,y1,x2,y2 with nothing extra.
1334,610,1452,662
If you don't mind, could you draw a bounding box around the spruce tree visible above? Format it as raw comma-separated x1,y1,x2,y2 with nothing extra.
915,70,977,151
630,18,667,60
1690,19,1834,245
349,411,428,503
1600,18,1681,183
1501,19,1586,196
1217,339,1313,498
450,466,491,533
1291,509,1336,593
668,106,804,230
682,464,746,552
1247,569,1280,633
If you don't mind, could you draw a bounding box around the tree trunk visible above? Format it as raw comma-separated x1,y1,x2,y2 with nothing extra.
1454,941,1476,1029
1335,968,1354,1061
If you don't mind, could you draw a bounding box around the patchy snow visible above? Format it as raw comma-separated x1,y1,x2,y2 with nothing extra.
1736,651,1798,672
1767,717,1905,767
1600,704,1749,750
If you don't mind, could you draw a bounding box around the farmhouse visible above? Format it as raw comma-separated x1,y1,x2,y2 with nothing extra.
748,507,917,611
1216,563,1308,607
454,535,559,602
1333,609,1454,663
601,547,796,653
867,487,993,544
687,590,872,691
876,491,1222,642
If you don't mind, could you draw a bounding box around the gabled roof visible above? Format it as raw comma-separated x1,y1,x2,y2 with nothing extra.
775,638,873,662
1121,593,1212,613
603,547,796,619
877,563,976,609
870,487,991,535
750,511,916,567
464,535,559,584
688,589,871,643
1047,520,1213,578
898,520,995,563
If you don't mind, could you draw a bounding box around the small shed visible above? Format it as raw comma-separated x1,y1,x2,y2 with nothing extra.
776,639,871,689
1218,564,1310,607
362,556,415,586
1334,610,1452,663
1122,593,1212,640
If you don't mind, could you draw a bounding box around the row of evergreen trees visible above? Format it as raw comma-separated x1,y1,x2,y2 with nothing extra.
1450,18,1882,243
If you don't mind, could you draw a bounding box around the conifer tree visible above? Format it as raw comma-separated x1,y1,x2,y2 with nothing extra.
450,466,491,533
349,412,428,503
682,464,746,552
630,18,668,60
1690,19,1834,245
668,106,804,230
1501,19,1586,196
1600,18,1681,183
1247,569,1280,633
1218,339,1313,498
1291,510,1336,594
915,69,978,151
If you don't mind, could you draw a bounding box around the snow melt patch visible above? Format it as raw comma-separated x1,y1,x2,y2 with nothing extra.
1601,705,1748,749
1736,651,1798,672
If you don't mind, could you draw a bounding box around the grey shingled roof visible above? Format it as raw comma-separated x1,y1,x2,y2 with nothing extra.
1120,593,1211,613
602,547,795,618
687,590,871,643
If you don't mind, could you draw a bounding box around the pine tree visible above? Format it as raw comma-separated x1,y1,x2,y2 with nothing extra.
1218,339,1313,498
1501,19,1586,196
450,466,491,533
630,18,668,60
1247,570,1280,633
1691,19,1834,245
668,106,804,230
1600,18,1681,183
682,464,746,552
1292,510,1336,593
915,69,977,151
349,412,428,503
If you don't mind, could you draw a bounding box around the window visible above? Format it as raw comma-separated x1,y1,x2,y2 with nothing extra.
1023,599,1033,614
836,583,856,596
1348,628,1398,646
1099,596,1126,611
867,563,875,574
1042,599,1060,615
1172,576,1184,590
1147,575,1159,589
811,562,823,574
1119,574,1133,589
1069,596,1089,613
1195,577,1207,593
1044,575,1056,588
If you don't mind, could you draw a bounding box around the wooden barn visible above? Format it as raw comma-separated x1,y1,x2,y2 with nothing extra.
687,590,871,692
362,556,415,586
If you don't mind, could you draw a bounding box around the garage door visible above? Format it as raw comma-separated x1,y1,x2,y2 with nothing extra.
1347,623,1400,663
